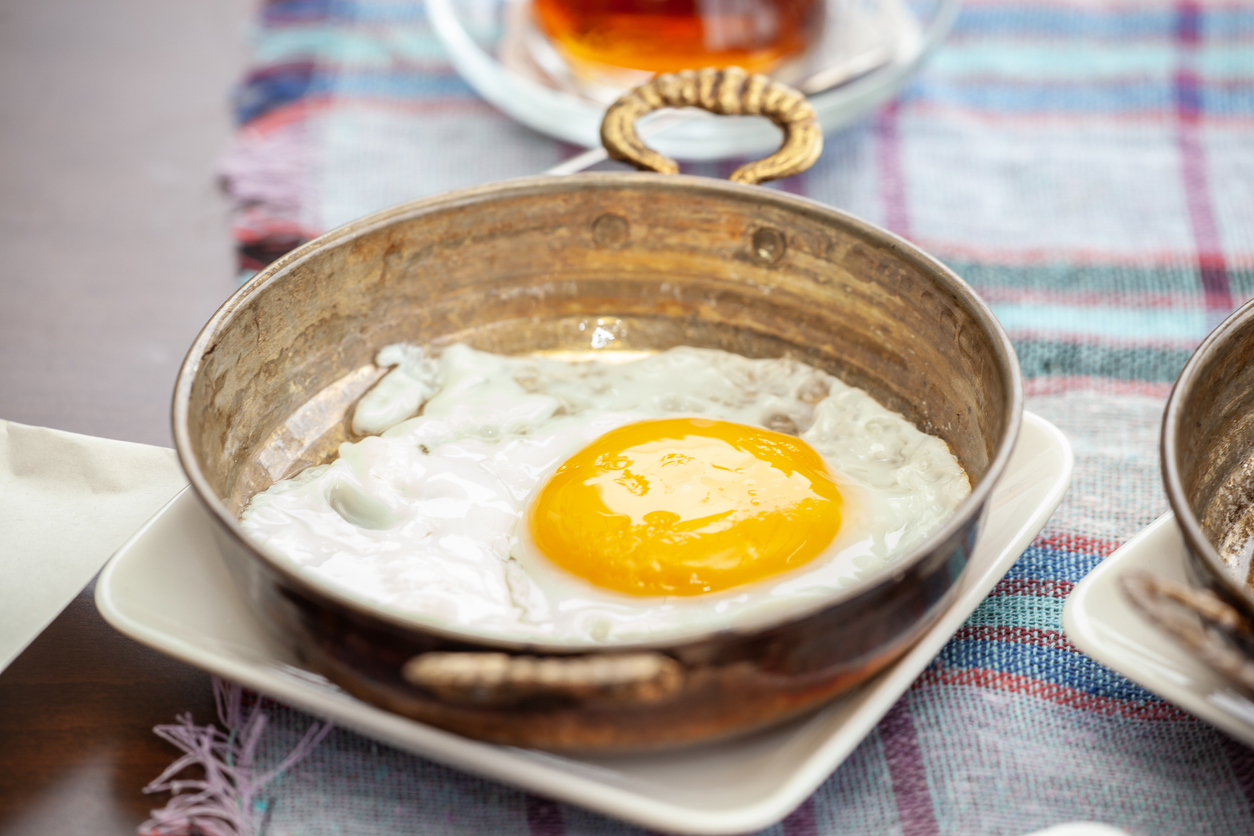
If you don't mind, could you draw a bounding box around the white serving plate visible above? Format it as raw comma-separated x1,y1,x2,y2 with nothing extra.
97,411,1070,835
428,0,960,161
1064,513,1254,747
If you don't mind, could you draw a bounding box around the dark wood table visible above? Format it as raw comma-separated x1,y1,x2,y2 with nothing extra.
0,0,251,831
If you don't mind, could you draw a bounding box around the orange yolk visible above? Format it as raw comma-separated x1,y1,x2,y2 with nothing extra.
528,417,842,596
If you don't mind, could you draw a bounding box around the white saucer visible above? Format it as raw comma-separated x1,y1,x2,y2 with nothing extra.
428,0,960,161
1064,513,1254,747
97,411,1070,835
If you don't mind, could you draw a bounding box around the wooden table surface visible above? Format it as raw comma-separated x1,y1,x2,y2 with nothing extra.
0,0,251,831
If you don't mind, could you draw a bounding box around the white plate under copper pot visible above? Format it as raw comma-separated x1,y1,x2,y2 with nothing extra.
100,413,1068,834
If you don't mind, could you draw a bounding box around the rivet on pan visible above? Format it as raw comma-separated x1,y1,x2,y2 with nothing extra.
750,227,786,266
591,213,630,249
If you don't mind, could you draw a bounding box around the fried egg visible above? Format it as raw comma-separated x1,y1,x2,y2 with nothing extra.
240,343,971,645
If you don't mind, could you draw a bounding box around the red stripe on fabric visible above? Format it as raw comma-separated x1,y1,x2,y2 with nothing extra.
781,798,818,836
1006,327,1202,351
958,0,1250,10
1177,81,1233,316
1034,531,1122,557
919,69,1254,91
976,287,1210,310
907,101,1254,130
1218,733,1254,821
526,795,565,836
925,238,1254,269
246,94,1254,133
235,97,337,136
709,159,736,180
776,162,809,198
875,100,912,240
879,700,940,836
988,578,1076,599
941,35,1253,50
232,222,311,246
954,625,1083,653
917,668,1192,721
555,140,584,163
1004,328,1201,351
244,58,317,81
1175,1,1233,320
238,95,502,137
1177,0,1201,46
327,94,504,116
1023,376,1175,398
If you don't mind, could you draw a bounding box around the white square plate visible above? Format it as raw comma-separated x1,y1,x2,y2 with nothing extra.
97,411,1071,835
1063,512,1254,747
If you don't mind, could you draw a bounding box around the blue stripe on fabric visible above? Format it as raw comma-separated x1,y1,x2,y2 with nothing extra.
1203,8,1254,39
931,44,1254,81
261,0,429,26
957,262,1202,295
951,7,1232,40
326,0,427,24
319,71,476,99
990,303,1209,342
936,639,1160,704
1004,545,1107,584
253,27,448,66
235,67,478,122
283,1,1254,38
236,68,1254,119
965,596,1067,631
1013,338,1192,382
1208,86,1254,115
235,63,319,124
905,79,1254,116
257,2,1254,41
263,0,335,25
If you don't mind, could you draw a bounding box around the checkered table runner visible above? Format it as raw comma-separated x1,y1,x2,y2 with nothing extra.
203,1,1254,833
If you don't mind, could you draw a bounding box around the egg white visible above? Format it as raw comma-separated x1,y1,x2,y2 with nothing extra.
240,343,971,645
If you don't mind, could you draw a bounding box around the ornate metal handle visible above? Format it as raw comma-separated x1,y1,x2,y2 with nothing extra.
401,650,683,707
1121,572,1254,689
600,66,823,186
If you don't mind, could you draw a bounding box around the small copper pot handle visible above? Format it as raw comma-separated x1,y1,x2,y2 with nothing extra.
600,66,823,186
401,650,683,707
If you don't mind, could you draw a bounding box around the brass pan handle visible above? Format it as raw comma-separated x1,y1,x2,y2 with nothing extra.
401,650,683,707
1121,571,1254,690
600,66,823,186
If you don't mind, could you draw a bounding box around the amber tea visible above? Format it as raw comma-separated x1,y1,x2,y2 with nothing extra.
532,0,823,80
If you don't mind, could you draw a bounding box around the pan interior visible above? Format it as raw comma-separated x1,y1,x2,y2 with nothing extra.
180,177,1017,577
1176,305,1254,596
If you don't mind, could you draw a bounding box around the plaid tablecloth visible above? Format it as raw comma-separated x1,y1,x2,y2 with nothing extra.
198,1,1254,833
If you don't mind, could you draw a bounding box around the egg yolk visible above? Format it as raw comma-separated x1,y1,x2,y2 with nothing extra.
529,417,842,596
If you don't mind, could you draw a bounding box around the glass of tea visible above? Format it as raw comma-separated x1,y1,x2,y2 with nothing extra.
531,0,824,86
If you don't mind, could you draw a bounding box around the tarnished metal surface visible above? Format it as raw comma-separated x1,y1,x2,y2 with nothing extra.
173,173,1022,751
1163,297,1254,620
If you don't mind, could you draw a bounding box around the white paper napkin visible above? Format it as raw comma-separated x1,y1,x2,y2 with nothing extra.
0,419,188,672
